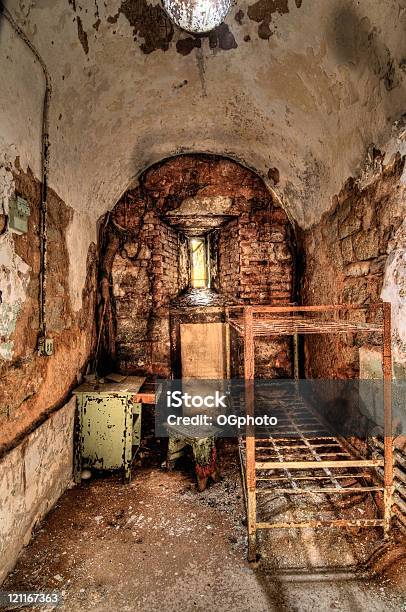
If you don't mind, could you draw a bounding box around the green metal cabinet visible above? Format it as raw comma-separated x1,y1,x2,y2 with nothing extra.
73,376,145,483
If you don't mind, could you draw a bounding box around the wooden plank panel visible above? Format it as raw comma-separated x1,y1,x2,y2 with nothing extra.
180,322,228,378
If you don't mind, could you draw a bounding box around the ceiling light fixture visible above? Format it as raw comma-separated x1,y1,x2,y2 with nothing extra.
163,0,232,33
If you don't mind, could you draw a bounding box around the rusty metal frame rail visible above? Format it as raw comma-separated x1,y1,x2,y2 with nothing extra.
229,303,393,562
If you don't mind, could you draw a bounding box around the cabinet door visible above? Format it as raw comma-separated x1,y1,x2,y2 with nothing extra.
132,403,142,446
80,394,127,470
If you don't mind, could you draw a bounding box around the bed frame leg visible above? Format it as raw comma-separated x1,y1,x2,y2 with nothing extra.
247,486,257,561
383,485,393,538
248,530,257,562
383,302,393,539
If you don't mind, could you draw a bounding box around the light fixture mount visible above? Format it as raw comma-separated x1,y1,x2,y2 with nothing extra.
163,0,232,33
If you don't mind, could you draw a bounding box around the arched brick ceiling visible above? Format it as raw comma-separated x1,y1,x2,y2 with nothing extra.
3,0,406,227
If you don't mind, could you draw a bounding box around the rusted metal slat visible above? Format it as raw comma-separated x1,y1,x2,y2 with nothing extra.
256,459,384,470
256,473,373,482
383,301,394,536
256,519,385,529
256,486,383,494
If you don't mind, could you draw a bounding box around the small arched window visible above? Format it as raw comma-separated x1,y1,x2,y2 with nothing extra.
190,238,208,288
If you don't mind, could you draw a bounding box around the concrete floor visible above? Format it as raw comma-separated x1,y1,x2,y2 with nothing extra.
2,443,406,612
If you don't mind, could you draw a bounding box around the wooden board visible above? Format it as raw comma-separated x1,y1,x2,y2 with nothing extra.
180,322,230,379
74,375,145,394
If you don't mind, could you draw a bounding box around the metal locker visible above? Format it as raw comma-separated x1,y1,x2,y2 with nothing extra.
74,376,145,483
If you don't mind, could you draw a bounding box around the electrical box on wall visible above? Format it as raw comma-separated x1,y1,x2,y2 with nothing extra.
9,195,30,235
38,336,54,356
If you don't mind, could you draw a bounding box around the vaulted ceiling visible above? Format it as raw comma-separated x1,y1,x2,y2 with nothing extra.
2,0,406,227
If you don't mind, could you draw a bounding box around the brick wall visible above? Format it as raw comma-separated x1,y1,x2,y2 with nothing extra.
100,155,296,380
218,219,239,297
219,207,293,305
112,210,186,377
218,205,294,378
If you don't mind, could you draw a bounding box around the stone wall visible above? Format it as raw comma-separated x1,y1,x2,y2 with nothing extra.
99,155,296,379
218,219,239,298
302,152,406,379
0,399,75,583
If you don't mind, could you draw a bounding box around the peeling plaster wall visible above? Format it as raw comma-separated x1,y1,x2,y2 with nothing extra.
381,123,406,372
0,13,97,449
0,234,31,360
66,210,97,312
0,17,42,359
0,165,97,450
0,398,75,583
0,16,42,178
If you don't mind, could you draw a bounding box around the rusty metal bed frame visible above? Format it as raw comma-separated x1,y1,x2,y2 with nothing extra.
226,303,393,562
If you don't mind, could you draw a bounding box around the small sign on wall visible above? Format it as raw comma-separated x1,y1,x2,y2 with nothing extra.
9,195,30,235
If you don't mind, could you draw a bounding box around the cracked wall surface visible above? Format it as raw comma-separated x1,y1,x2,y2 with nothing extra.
0,398,75,584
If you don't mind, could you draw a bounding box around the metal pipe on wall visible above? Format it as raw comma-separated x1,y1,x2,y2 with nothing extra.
0,3,52,351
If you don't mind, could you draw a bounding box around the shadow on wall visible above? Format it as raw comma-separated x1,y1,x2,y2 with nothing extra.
0,4,8,42
328,3,403,93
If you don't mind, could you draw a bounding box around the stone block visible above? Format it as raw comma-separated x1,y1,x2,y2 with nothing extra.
343,261,370,277
339,209,362,238
340,236,353,264
352,229,380,260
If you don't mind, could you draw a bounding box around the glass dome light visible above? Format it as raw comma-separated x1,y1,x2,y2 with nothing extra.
163,0,233,33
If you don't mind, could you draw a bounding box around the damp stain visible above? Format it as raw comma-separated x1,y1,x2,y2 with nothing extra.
235,9,244,25
209,23,237,50
76,16,89,55
176,36,201,56
108,0,174,54
176,23,237,56
268,167,280,185
247,0,290,40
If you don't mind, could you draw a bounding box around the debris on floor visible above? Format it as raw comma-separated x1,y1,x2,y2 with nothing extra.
2,441,406,611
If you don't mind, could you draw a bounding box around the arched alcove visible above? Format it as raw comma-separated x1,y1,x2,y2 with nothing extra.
96,154,296,378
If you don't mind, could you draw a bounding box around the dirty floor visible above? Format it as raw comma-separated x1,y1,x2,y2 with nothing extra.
2,443,406,611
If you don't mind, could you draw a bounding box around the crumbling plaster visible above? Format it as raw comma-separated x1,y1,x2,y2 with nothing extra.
381,122,406,368
0,17,43,358
0,234,31,360
2,0,406,226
